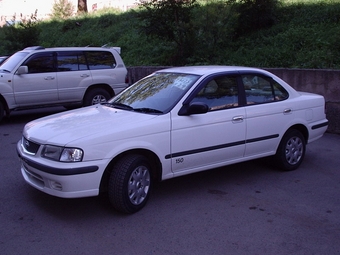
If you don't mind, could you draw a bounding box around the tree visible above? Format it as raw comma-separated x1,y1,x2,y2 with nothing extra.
137,0,198,65
231,0,280,37
51,0,75,20
77,0,88,14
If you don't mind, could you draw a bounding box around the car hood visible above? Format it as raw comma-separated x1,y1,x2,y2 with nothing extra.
24,105,161,146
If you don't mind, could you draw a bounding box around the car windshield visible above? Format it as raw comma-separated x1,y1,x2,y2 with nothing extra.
0,52,29,73
0,56,8,65
108,72,200,114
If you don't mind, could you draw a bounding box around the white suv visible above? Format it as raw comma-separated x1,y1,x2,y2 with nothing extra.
0,46,128,122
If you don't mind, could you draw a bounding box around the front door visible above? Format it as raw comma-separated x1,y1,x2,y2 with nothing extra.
13,52,58,106
170,75,246,175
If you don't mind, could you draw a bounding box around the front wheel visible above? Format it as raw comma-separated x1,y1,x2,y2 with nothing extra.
108,154,152,214
275,129,306,171
0,101,4,123
83,88,111,106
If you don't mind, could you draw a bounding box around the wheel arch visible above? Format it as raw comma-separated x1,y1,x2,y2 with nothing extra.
285,124,309,143
84,83,115,98
99,149,162,193
0,94,10,117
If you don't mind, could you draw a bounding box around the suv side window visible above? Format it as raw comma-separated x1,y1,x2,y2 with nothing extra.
242,74,289,104
57,51,88,71
192,75,239,111
22,52,55,73
85,51,116,70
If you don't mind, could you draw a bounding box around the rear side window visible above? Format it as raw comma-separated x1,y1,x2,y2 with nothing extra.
85,51,116,70
22,53,55,73
242,74,288,104
57,51,87,71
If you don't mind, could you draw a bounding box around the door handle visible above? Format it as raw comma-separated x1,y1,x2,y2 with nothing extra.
283,108,292,114
80,74,90,78
232,116,244,123
44,76,55,80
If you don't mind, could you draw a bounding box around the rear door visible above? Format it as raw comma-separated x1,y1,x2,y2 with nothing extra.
12,52,58,106
241,72,291,157
56,51,92,102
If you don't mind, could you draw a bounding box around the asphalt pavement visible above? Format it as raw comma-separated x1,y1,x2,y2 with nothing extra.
0,108,339,255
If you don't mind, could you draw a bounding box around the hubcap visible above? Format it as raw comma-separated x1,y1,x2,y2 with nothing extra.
128,166,151,205
285,136,303,165
92,95,107,105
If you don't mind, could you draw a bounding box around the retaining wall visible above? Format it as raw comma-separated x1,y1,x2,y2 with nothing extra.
127,67,340,134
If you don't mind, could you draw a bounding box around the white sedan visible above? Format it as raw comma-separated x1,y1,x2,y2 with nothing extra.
17,66,328,213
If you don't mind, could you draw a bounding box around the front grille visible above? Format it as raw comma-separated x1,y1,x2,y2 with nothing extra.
22,137,40,155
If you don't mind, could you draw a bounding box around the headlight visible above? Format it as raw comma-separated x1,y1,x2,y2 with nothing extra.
42,145,83,162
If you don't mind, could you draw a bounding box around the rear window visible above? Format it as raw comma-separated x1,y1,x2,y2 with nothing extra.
85,51,116,70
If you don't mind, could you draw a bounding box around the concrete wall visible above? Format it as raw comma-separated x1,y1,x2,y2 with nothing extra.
127,67,340,134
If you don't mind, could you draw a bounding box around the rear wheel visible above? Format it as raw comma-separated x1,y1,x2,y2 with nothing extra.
275,129,306,171
108,154,152,214
83,88,111,106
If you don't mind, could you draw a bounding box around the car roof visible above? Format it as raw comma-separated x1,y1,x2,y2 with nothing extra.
156,65,299,96
156,66,267,76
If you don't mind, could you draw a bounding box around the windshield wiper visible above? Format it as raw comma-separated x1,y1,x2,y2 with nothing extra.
102,102,133,111
133,108,163,114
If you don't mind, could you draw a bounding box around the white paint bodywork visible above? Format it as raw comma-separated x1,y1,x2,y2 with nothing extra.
17,66,328,198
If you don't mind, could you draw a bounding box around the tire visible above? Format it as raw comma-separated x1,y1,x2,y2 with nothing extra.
275,129,306,171
108,154,152,214
0,101,4,123
83,88,111,106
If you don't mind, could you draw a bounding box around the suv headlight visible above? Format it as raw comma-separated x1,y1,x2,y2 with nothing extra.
42,145,83,162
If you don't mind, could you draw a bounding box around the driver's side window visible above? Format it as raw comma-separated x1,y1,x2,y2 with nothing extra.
192,76,239,111
23,53,55,74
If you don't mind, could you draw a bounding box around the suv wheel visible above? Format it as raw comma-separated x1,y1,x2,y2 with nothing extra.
83,88,111,106
0,102,4,122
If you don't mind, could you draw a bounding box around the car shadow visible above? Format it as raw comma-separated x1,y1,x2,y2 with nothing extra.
23,158,278,219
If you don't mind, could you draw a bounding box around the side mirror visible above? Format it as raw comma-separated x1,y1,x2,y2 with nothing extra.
178,102,209,116
16,66,28,75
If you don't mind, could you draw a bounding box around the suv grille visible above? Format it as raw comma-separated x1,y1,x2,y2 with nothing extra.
22,137,40,155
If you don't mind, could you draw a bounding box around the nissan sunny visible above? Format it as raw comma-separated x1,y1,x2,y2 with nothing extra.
17,66,328,213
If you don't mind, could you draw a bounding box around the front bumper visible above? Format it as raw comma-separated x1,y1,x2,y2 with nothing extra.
17,141,107,198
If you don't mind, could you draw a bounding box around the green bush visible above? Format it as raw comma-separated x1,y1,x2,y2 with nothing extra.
0,11,40,54
0,0,340,68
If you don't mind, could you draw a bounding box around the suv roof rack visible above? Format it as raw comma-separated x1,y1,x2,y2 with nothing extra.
24,46,45,50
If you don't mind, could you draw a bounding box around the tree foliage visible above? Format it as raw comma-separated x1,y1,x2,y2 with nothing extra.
1,0,340,69
231,0,280,37
1,11,40,54
137,0,198,65
51,0,75,20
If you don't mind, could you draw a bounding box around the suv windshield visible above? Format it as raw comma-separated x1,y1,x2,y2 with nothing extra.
109,72,200,114
0,52,29,73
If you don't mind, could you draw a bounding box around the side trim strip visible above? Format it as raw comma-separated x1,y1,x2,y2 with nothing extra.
246,134,279,143
165,134,279,159
312,121,329,130
18,154,99,176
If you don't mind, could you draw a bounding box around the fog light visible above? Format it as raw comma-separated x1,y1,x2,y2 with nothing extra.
50,181,62,191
